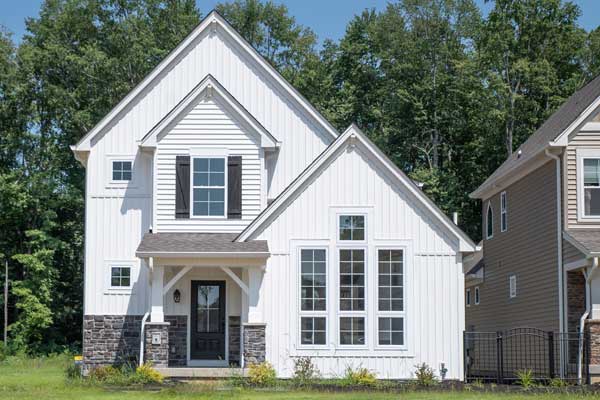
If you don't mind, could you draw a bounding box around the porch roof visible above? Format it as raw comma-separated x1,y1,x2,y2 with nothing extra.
563,229,600,257
136,232,269,258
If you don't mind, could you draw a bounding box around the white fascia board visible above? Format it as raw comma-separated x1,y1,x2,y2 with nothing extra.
237,124,476,252
139,74,279,149
551,95,600,147
71,10,336,151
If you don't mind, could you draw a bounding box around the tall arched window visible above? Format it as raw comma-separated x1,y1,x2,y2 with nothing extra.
486,202,493,239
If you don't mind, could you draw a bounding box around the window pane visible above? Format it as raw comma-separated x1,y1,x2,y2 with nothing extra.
339,249,365,311
585,188,600,216
209,188,224,202
339,215,365,240
300,317,326,345
122,171,132,181
194,158,209,172
193,202,208,216
378,250,404,312
300,249,327,311
378,317,404,346
584,159,600,186
209,201,224,216
210,158,225,172
339,317,365,345
194,172,209,186
112,171,121,181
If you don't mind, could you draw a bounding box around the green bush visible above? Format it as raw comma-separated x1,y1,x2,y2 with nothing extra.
292,357,320,384
248,362,276,386
87,363,163,385
88,365,123,383
343,366,377,387
516,369,534,389
132,362,163,384
549,377,569,387
414,363,437,387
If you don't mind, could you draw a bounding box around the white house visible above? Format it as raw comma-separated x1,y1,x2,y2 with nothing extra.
71,11,476,379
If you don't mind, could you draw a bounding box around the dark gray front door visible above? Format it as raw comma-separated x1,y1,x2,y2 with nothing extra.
190,281,226,360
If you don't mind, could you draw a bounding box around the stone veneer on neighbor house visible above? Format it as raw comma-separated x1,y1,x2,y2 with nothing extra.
243,323,266,364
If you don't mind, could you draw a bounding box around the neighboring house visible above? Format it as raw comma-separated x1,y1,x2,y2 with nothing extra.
70,11,476,379
468,75,600,380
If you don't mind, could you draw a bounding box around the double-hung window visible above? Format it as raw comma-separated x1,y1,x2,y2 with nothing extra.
583,158,600,217
192,157,226,217
339,248,366,345
299,249,327,346
500,192,507,232
376,249,405,346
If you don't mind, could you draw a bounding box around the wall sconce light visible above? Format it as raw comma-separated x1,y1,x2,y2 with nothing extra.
173,289,181,303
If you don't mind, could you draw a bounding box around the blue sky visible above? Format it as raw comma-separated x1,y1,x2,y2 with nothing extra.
1,0,599,45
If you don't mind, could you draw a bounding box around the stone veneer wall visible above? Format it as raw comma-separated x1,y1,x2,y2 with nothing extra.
229,316,241,366
144,323,169,368
587,320,600,366
83,315,142,369
165,316,187,367
567,271,586,333
243,323,266,365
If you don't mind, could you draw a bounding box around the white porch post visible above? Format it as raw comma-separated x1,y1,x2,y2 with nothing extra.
150,261,165,323
247,267,263,323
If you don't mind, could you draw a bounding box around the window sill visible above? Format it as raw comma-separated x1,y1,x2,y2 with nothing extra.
104,288,135,295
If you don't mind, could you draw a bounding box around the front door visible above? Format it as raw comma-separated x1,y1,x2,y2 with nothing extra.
190,281,226,360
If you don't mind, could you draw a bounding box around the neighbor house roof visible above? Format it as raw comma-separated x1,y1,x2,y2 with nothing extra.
136,232,269,258
471,74,600,199
563,229,600,257
236,124,477,252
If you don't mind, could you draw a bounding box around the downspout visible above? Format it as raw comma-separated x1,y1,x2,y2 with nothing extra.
139,256,153,367
546,148,565,377
578,257,598,384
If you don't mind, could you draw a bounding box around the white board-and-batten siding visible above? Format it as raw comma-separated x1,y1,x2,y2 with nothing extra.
251,143,465,379
155,97,261,232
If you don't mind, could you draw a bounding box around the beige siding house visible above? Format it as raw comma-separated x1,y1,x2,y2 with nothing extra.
468,75,600,381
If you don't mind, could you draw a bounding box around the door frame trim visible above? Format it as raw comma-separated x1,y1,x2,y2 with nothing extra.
187,279,229,367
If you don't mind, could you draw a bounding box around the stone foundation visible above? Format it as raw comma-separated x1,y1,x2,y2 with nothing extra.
165,316,187,367
229,316,241,366
144,322,170,368
243,323,266,365
82,315,142,369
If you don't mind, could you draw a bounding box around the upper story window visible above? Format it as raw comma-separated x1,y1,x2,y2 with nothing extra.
583,158,600,217
112,161,132,181
339,215,365,241
192,157,226,217
500,192,507,232
486,202,493,239
509,275,517,298
474,286,480,305
466,288,471,307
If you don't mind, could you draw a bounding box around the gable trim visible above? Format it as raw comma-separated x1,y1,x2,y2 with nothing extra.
139,74,278,148
551,95,600,147
72,10,338,151
236,124,476,252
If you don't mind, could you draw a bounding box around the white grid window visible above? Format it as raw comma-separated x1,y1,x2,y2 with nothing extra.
192,158,225,216
583,158,600,216
110,266,131,287
339,316,365,345
301,249,327,311
339,215,365,241
339,249,365,311
112,161,132,181
378,317,404,346
377,249,403,311
500,192,507,232
300,317,326,345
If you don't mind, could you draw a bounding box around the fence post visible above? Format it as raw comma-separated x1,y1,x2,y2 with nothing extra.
496,331,503,384
548,331,555,379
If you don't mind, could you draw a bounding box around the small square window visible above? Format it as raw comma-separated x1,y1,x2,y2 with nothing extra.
339,317,365,345
378,317,404,346
112,161,132,181
111,266,131,288
300,317,326,345
339,215,365,241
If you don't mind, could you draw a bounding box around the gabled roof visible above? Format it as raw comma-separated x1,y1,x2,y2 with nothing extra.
236,124,477,252
72,10,338,152
563,229,600,258
471,74,600,199
139,74,278,149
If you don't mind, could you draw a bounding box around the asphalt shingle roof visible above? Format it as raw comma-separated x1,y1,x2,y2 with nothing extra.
565,229,600,256
136,233,269,255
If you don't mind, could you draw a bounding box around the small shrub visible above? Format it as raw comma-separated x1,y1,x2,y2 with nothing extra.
516,369,534,389
549,377,569,387
343,366,377,387
470,378,484,389
292,357,320,384
414,363,437,387
248,362,276,386
132,362,163,384
88,365,122,382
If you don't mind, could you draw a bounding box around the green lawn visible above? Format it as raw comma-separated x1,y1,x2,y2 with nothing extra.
0,356,594,399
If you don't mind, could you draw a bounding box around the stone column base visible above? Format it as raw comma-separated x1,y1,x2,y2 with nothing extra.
243,323,266,365
144,322,170,368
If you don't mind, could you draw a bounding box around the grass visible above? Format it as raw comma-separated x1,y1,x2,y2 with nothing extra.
0,355,595,399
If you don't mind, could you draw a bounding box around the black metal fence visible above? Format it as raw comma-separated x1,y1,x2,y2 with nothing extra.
464,328,589,384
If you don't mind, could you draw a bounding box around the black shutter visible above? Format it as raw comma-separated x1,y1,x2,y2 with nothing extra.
228,156,242,219
175,155,190,218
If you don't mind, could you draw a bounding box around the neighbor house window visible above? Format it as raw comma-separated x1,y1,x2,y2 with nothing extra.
509,275,517,298
110,266,131,288
192,157,225,217
466,288,471,307
583,158,600,216
500,192,507,232
486,202,493,239
339,215,365,241
299,249,327,346
475,286,480,305
112,161,132,181
377,249,405,346
339,249,365,346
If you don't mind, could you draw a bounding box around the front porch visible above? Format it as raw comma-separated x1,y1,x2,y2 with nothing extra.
136,232,269,369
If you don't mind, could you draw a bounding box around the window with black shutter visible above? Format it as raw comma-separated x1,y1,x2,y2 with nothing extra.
175,156,190,218
228,156,242,219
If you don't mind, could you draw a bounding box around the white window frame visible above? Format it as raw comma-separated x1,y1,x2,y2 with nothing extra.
576,148,600,221
466,288,471,307
297,246,329,349
375,247,407,349
500,191,507,232
337,246,368,348
106,155,137,188
474,286,480,305
337,213,368,243
486,201,493,239
190,156,228,219
104,260,137,294
509,275,517,299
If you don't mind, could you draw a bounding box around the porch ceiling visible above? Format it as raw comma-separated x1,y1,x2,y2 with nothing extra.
136,232,269,258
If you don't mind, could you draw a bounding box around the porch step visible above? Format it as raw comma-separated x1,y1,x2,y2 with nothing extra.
157,367,246,378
